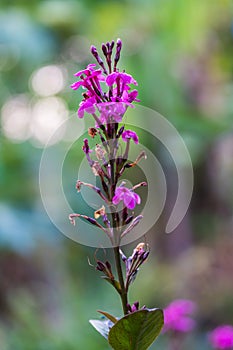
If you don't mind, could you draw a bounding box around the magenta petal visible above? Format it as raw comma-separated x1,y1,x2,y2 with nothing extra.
128,89,139,102
74,69,89,77
132,133,139,144
85,105,96,114
119,73,132,84
112,194,120,205
71,81,84,90
106,72,118,86
122,130,139,144
77,97,96,118
133,193,141,205
77,108,84,118
74,64,96,77
112,185,140,210
124,194,135,210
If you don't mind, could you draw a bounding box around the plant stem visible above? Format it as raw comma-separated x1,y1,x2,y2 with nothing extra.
113,246,128,315
109,123,128,316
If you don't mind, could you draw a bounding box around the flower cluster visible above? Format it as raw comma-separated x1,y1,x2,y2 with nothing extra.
209,325,233,350
70,39,146,246
71,39,139,118
163,299,196,333
120,242,150,292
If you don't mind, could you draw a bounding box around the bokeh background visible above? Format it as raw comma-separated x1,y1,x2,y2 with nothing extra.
0,0,233,349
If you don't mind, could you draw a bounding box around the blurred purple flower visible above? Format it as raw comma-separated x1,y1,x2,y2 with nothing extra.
122,130,139,144
163,299,196,333
112,184,141,210
209,325,233,349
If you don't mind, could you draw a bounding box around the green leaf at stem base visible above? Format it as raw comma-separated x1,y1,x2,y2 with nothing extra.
108,308,164,350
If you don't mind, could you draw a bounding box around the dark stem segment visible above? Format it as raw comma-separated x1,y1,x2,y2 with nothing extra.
108,123,128,316
113,246,128,315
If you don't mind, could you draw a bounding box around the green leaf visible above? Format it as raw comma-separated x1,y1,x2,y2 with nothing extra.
98,310,118,324
108,308,164,350
89,318,113,339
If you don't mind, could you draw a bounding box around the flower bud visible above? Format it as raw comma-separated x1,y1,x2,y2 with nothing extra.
82,138,92,154
117,126,125,138
96,260,106,272
125,215,134,225
114,38,122,66
102,43,108,56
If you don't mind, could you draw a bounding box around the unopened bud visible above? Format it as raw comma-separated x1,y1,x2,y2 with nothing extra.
82,138,90,154
132,242,150,261
96,260,106,272
125,215,134,224
121,215,143,238
91,45,98,58
117,126,125,138
116,38,122,52
91,45,107,74
135,242,147,253
87,217,98,225
102,43,108,56
114,38,122,69
131,301,139,312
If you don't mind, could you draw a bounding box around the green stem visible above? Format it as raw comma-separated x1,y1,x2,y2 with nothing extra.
113,246,128,315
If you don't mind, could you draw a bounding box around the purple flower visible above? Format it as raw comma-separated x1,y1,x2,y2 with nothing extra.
125,89,140,103
112,184,141,210
209,325,233,349
73,63,96,77
71,39,139,119
71,69,104,90
163,299,196,333
122,130,139,144
97,102,127,123
106,72,138,87
78,96,96,118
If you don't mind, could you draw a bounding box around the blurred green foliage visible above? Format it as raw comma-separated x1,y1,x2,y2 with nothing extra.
0,0,233,349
